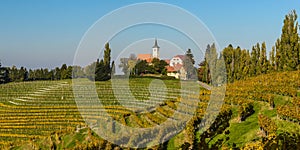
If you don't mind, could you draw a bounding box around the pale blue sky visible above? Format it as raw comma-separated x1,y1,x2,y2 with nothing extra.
0,1,300,69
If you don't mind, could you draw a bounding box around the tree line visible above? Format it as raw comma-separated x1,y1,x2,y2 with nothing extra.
0,63,81,83
199,10,300,84
0,43,115,83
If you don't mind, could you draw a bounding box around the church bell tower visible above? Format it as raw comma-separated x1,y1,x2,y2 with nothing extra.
152,39,160,59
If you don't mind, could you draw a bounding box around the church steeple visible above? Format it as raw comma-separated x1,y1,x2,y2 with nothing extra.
152,38,160,48
152,38,160,58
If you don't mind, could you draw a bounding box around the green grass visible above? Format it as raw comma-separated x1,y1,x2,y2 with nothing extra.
208,101,277,148
63,128,88,148
208,92,299,148
167,136,176,150
273,95,292,106
167,131,185,150
275,119,300,134
223,102,262,147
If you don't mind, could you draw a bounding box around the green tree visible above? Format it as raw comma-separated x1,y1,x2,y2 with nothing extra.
183,48,197,79
95,43,112,81
260,42,268,74
95,59,107,81
128,54,137,75
111,61,115,76
19,67,28,81
215,54,227,84
72,66,85,78
119,54,137,75
186,48,195,65
269,46,276,71
158,60,168,75
276,10,300,71
66,66,73,79
84,62,96,79
151,58,161,74
54,67,61,80
60,64,68,79
0,62,10,84
103,43,111,67
9,66,18,82
151,58,168,74
250,45,259,76
133,60,149,75
222,44,234,83
233,46,242,80
256,43,261,75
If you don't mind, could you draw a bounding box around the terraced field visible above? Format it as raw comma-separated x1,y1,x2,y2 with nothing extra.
2,71,298,149
0,78,215,148
0,80,82,143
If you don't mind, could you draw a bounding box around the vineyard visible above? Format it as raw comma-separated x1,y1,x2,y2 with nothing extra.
0,70,299,149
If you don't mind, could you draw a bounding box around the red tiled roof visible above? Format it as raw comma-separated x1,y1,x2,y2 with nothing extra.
137,54,152,60
164,59,170,65
166,66,175,72
173,55,185,60
145,58,153,63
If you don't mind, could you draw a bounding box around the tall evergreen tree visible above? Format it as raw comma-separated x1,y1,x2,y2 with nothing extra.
205,44,218,84
255,43,262,75
233,46,242,80
95,60,106,81
201,45,211,83
95,42,112,81
276,10,300,71
239,49,251,79
111,61,115,76
222,44,234,83
183,49,197,79
250,45,258,76
60,64,68,79
260,42,268,74
103,43,111,67
274,39,281,71
269,46,276,71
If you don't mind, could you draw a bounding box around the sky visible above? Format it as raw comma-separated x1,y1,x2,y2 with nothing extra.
0,0,300,69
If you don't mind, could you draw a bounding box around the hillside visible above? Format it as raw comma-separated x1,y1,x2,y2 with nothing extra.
0,71,299,149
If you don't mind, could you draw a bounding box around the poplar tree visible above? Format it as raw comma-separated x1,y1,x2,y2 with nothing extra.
276,10,299,71
269,46,276,71
222,44,234,83
95,42,112,81
255,43,261,75
250,45,258,76
260,42,268,74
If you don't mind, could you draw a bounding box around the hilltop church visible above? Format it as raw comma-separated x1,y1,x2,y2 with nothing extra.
137,39,187,80
137,39,160,63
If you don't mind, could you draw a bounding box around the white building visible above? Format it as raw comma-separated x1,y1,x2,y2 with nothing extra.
170,55,185,67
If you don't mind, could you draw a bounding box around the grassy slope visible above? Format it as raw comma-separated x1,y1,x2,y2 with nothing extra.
208,86,299,147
